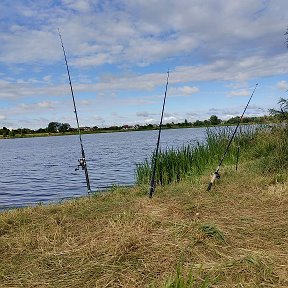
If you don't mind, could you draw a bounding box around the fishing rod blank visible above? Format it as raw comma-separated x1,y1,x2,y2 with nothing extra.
149,70,170,198
207,83,258,191
235,145,240,171
58,29,92,193
235,124,244,171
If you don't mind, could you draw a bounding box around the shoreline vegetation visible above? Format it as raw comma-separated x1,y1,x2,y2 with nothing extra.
1,122,287,287
0,114,275,139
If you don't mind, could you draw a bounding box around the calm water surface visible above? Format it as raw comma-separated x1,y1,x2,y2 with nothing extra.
0,128,207,209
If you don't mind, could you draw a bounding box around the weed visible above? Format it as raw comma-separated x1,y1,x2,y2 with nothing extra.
200,224,225,242
161,266,210,288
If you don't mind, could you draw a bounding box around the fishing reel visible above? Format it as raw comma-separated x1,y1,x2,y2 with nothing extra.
75,158,87,171
214,171,220,179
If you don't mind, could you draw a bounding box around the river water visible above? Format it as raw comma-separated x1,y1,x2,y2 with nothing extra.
0,127,207,210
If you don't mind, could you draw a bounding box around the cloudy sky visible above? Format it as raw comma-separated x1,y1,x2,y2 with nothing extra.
1,0,288,129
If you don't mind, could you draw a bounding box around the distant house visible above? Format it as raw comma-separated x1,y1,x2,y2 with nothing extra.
122,125,132,130
81,127,93,132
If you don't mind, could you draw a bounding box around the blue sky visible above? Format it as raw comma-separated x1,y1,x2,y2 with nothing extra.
1,0,288,129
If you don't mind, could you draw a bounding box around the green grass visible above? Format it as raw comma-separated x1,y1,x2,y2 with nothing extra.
200,224,225,243
160,266,211,288
250,125,288,173
136,126,257,186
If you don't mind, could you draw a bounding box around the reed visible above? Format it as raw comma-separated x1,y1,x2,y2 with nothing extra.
136,126,256,186
250,125,288,173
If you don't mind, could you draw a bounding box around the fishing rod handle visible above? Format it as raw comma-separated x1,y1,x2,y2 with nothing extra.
149,186,155,198
207,171,220,191
207,173,217,191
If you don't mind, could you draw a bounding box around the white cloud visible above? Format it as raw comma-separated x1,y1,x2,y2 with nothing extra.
136,111,150,117
228,89,250,97
93,115,104,121
206,104,266,120
0,79,69,100
0,1,286,67
277,80,288,90
170,86,199,96
0,29,61,64
163,116,178,122
144,118,157,124
78,100,91,106
62,0,93,12
1,51,287,102
37,101,56,109
18,101,57,111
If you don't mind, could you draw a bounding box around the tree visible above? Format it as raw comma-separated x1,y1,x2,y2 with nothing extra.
226,116,240,124
0,127,10,137
193,120,204,127
9,130,15,137
47,122,61,133
203,120,210,126
209,115,221,125
36,128,47,133
269,98,288,121
59,123,71,133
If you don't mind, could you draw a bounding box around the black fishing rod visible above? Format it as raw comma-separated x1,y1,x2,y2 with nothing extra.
58,29,92,193
207,83,258,191
235,123,245,171
235,144,240,171
149,70,170,198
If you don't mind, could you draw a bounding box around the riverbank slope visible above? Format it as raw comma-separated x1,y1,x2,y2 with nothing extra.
1,162,287,287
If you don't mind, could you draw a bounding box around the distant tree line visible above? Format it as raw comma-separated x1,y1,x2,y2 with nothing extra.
0,114,280,138
0,122,71,137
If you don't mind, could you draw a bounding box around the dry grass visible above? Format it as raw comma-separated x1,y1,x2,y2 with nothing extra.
0,166,288,287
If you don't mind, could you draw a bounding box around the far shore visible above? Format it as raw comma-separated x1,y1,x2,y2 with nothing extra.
0,121,270,140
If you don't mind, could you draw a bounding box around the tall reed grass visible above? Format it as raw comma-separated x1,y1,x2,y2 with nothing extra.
136,126,257,186
250,125,288,173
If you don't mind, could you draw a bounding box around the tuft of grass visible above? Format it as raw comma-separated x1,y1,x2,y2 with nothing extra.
200,224,225,242
160,266,210,288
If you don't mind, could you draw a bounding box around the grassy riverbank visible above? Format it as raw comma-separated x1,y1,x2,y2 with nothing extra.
1,126,287,287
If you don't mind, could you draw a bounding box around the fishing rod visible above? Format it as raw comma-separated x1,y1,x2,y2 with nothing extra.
235,123,245,171
149,70,170,198
235,144,240,171
207,83,258,191
58,29,92,193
